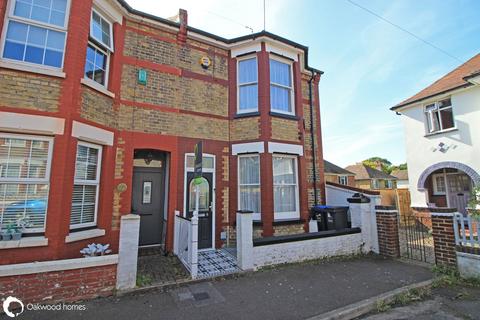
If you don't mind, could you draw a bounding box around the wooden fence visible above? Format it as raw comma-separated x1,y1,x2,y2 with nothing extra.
379,189,412,217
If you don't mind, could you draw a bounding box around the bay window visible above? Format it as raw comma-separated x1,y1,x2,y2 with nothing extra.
84,9,113,87
0,134,53,232
270,58,294,115
238,154,260,218
237,57,258,113
273,154,299,219
425,98,454,134
2,0,69,68
70,142,102,229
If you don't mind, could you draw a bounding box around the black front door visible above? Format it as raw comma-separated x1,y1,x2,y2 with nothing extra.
186,172,213,249
132,166,165,246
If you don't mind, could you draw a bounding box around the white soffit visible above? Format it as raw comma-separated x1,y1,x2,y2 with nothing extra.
0,111,64,135
232,142,265,155
72,121,114,146
231,43,262,58
268,142,303,156
266,42,298,61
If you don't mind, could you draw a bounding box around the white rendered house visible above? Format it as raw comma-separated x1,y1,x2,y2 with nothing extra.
391,54,480,214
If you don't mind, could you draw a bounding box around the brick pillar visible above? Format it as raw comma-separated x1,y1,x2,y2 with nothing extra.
431,212,457,267
375,206,400,258
236,210,254,271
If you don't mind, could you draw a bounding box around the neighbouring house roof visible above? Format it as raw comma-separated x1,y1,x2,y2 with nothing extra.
391,169,408,181
391,53,480,110
324,160,355,175
345,164,398,180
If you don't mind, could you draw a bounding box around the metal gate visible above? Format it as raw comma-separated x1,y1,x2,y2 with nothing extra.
398,213,435,264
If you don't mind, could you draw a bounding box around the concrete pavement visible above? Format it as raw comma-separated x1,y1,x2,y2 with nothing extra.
17,256,432,320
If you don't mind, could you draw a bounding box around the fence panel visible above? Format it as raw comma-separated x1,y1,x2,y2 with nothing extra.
454,213,479,249
174,215,191,269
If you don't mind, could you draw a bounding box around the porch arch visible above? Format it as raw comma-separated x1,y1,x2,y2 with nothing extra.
417,161,480,190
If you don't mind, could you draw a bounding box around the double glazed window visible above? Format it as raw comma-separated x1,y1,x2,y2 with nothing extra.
84,10,113,87
270,58,293,115
238,154,260,214
0,134,53,232
425,98,454,134
238,57,258,113
70,142,102,229
273,155,299,218
2,0,69,68
338,175,348,185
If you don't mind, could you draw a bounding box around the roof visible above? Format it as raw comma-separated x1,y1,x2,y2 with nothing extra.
345,164,397,180
324,160,355,175
391,169,408,180
391,53,480,110
116,0,323,75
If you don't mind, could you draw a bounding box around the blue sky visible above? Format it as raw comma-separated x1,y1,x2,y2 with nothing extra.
128,0,480,167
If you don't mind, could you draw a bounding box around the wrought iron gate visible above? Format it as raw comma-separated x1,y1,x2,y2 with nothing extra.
398,214,435,264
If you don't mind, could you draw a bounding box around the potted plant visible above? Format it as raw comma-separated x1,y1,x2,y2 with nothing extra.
80,243,112,257
0,225,11,241
467,186,480,218
15,216,32,239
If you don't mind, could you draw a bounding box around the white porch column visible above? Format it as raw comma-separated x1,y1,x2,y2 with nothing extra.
116,214,140,290
189,213,199,278
348,194,379,254
236,210,254,270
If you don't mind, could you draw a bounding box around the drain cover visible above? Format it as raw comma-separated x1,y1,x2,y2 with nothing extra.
193,292,210,301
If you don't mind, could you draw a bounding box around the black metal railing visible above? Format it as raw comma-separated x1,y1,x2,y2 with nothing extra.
398,214,434,264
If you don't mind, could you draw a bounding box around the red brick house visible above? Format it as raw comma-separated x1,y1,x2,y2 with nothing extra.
0,0,324,272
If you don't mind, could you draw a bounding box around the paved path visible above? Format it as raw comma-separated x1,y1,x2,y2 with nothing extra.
361,285,480,320
19,256,432,320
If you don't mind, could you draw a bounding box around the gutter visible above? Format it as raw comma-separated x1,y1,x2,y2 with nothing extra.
308,71,319,205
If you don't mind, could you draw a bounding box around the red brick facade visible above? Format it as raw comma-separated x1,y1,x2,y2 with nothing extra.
431,213,457,266
0,0,324,267
375,206,400,258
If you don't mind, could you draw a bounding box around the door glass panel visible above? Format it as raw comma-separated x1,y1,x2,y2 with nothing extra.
189,177,209,211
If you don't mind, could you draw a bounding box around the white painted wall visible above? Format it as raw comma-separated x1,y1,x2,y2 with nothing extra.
400,85,480,206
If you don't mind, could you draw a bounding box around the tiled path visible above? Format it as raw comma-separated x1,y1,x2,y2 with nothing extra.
197,249,240,278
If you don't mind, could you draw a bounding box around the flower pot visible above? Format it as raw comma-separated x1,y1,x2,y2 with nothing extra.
11,232,22,241
1,232,11,241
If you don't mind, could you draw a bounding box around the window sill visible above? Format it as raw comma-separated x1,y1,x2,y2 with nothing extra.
274,212,300,220
424,127,458,137
81,78,115,98
0,60,66,78
65,228,105,243
0,236,48,250
234,111,260,119
269,111,299,120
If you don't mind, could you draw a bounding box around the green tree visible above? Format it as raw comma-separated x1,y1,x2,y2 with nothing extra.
362,157,392,174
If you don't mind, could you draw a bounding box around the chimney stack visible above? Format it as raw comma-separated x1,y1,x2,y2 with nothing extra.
177,9,188,44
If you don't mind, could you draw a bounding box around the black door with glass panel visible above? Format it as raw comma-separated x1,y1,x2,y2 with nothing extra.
132,167,165,246
186,172,213,249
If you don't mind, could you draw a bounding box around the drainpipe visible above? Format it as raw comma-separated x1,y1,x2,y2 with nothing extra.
308,71,318,205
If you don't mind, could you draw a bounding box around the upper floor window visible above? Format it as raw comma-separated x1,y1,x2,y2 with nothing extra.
338,175,348,185
237,57,258,113
2,0,69,68
385,180,393,189
0,133,53,233
424,98,454,134
84,9,113,87
372,179,379,189
270,58,294,115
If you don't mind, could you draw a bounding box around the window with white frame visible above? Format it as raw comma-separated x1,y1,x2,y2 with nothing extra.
432,174,446,195
84,9,113,87
2,0,69,68
385,180,393,189
273,154,299,218
0,134,53,232
270,57,294,115
238,154,260,214
237,57,258,113
372,179,379,189
70,142,102,229
424,98,454,134
338,175,348,185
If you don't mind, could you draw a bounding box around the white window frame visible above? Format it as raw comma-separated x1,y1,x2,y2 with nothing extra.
432,173,446,195
338,175,348,185
269,55,295,116
372,179,379,189
424,98,455,134
0,132,54,233
84,8,113,88
237,153,261,221
0,0,71,71
70,141,102,229
273,154,299,220
237,55,258,114
385,180,393,189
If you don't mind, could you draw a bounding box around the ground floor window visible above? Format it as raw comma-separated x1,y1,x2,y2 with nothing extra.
238,154,261,215
70,142,102,229
0,133,53,232
273,154,299,219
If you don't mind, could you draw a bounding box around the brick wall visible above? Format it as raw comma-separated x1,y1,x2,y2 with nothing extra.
375,206,400,258
273,223,305,236
80,87,116,127
230,117,260,141
0,70,61,112
270,117,301,142
431,212,457,266
0,264,116,304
